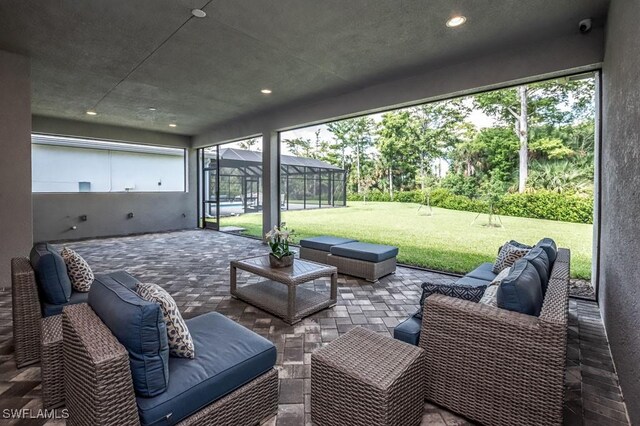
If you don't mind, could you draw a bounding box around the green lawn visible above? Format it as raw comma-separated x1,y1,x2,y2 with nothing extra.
218,202,593,279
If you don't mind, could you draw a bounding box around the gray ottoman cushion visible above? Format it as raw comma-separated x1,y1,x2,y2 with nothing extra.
330,242,398,263
300,236,357,252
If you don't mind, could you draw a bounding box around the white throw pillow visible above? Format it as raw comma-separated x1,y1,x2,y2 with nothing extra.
480,267,511,307
60,247,94,292
137,282,195,359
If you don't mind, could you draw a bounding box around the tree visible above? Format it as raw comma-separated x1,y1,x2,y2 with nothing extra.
326,117,375,193
473,78,594,193
282,137,312,158
237,137,260,151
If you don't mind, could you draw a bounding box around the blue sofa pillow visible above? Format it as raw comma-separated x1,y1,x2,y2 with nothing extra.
30,243,72,305
523,248,551,295
497,259,544,316
535,238,558,265
89,274,169,397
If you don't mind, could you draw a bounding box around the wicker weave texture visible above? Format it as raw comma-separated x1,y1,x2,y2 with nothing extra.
11,257,42,368
176,368,278,426
419,248,571,426
312,327,425,426
62,304,140,426
299,247,331,264
326,254,396,282
41,315,64,409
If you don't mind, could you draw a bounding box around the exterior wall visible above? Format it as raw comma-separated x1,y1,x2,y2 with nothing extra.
32,143,185,192
33,148,197,242
31,119,197,242
600,1,640,423
0,50,31,289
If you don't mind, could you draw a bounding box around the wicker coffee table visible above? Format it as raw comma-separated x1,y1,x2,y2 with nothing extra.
230,255,338,324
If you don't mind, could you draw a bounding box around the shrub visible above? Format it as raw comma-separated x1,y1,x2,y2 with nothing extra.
429,188,487,213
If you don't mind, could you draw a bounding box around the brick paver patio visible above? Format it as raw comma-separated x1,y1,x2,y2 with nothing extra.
0,230,630,425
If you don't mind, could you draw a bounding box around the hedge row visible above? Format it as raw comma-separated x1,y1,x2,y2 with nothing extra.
348,189,593,224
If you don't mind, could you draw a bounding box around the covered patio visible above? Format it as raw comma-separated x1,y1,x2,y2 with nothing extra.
0,230,628,425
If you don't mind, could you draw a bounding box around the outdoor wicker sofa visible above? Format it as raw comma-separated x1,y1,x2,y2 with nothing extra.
417,247,571,426
62,273,279,426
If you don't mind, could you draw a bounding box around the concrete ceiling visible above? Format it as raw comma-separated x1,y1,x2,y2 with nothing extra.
0,0,609,136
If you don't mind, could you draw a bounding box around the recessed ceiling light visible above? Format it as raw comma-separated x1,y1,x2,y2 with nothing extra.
446,16,466,27
86,110,97,116
169,123,177,128
261,89,272,94
148,107,157,111
191,9,206,18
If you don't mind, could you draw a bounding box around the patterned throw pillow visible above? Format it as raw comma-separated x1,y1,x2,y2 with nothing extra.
60,247,94,292
414,282,487,319
490,266,512,286
137,283,195,359
479,267,512,307
492,242,531,273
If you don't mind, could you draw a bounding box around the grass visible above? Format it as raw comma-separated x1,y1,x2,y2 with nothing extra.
218,201,593,279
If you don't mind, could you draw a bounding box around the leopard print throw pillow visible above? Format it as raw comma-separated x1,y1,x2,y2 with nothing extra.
137,282,195,359
60,247,94,292
492,242,531,273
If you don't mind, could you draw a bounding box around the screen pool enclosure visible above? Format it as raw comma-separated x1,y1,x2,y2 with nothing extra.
202,147,346,217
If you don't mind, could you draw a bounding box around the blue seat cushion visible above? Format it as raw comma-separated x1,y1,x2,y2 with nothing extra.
330,242,398,263
96,270,140,291
523,248,550,295
42,290,88,317
455,276,492,288
394,314,421,346
466,262,498,282
136,312,277,426
535,238,558,265
30,243,72,305
497,259,544,316
300,236,357,252
89,274,169,397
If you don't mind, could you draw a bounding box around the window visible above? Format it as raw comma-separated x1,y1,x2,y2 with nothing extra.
32,134,186,193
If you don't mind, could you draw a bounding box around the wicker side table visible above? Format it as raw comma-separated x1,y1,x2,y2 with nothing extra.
311,327,425,426
41,315,64,409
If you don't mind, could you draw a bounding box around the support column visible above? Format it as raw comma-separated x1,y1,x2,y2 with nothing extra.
0,50,31,289
262,129,279,238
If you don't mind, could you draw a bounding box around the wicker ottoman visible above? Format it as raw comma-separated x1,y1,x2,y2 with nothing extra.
311,327,425,426
299,236,358,264
327,242,398,282
41,315,64,409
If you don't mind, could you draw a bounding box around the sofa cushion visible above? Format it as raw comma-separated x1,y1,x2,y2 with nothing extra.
535,238,558,265
492,242,531,273
30,243,72,305
466,262,498,282
523,248,551,295
414,282,487,319
330,242,398,263
454,276,492,288
61,247,94,292
497,259,544,316
89,274,169,397
137,283,195,359
300,236,357,252
99,270,139,290
42,290,88,317
394,315,421,346
136,312,277,426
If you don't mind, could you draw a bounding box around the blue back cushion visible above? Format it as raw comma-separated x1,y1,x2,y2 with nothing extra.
89,274,169,397
497,259,544,316
30,243,72,305
535,238,558,265
523,248,551,296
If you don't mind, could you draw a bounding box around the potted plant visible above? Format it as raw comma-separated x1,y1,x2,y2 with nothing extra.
265,224,295,268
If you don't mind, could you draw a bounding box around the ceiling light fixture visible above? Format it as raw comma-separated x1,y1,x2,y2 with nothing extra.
446,16,466,28
86,110,97,116
261,89,272,94
148,107,157,111
191,9,206,18
169,123,177,128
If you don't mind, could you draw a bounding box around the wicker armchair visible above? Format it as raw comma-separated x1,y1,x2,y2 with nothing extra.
11,257,43,368
419,248,570,426
62,303,279,426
